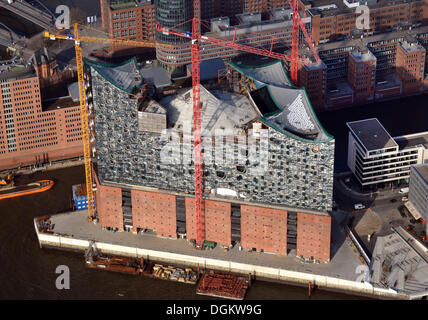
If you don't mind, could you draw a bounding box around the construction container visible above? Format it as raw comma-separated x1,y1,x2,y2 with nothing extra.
72,184,89,210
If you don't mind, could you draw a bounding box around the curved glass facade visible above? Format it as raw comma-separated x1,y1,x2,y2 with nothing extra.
155,0,192,44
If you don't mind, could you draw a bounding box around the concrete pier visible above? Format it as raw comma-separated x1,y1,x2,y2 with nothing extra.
34,210,408,299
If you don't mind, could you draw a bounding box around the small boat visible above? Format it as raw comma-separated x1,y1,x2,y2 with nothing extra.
0,180,54,200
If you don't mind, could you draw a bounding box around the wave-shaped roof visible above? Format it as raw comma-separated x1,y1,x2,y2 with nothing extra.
228,60,292,88
84,57,143,94
228,61,333,143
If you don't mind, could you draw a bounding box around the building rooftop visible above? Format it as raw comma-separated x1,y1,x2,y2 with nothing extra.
394,132,428,150
413,164,428,184
375,73,402,89
208,12,311,38
349,48,376,62
347,118,398,151
269,7,292,20
398,39,426,54
326,80,353,96
318,25,428,55
67,82,80,102
42,96,80,111
141,100,167,114
0,65,36,81
84,58,142,94
370,226,428,295
30,47,56,67
140,61,171,88
307,0,423,17
228,60,332,142
228,60,292,88
109,0,152,10
159,86,259,137
186,58,226,81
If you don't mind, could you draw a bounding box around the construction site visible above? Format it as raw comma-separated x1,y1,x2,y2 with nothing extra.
36,0,338,266
43,0,335,263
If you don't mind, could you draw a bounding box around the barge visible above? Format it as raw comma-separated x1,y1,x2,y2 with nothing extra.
196,271,250,300
84,244,198,284
0,179,54,200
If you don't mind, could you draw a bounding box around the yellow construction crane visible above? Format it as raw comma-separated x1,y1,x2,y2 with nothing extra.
44,23,166,222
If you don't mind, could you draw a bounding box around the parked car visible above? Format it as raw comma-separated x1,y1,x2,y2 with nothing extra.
354,203,365,210
390,198,398,203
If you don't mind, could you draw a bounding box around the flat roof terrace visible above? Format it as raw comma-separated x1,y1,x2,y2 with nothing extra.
42,96,80,111
394,132,428,150
347,118,398,152
413,164,428,183
109,0,152,10
0,65,36,81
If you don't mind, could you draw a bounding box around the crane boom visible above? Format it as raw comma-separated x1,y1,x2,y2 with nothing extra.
289,0,322,65
156,23,311,66
44,31,157,48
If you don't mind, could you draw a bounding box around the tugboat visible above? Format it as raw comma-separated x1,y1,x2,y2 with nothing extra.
0,170,54,200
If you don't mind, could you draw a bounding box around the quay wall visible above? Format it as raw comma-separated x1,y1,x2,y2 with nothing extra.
34,220,407,300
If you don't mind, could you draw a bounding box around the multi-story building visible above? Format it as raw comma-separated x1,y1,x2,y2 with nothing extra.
395,38,426,93
316,25,428,108
87,57,335,261
157,9,312,76
100,0,156,42
308,0,427,45
347,47,377,104
0,65,82,170
347,118,428,190
297,61,327,108
407,164,428,230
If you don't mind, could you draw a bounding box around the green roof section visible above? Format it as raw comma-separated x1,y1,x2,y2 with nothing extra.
227,60,293,88
109,0,136,11
84,57,144,94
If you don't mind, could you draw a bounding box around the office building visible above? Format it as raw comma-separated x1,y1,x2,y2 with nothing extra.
0,65,82,170
347,118,428,189
407,164,428,228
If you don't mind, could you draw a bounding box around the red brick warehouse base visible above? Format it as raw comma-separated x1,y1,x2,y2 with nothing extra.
94,182,332,262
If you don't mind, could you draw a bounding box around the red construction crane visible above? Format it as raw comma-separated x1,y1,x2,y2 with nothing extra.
290,0,322,84
156,0,320,249
191,0,204,249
